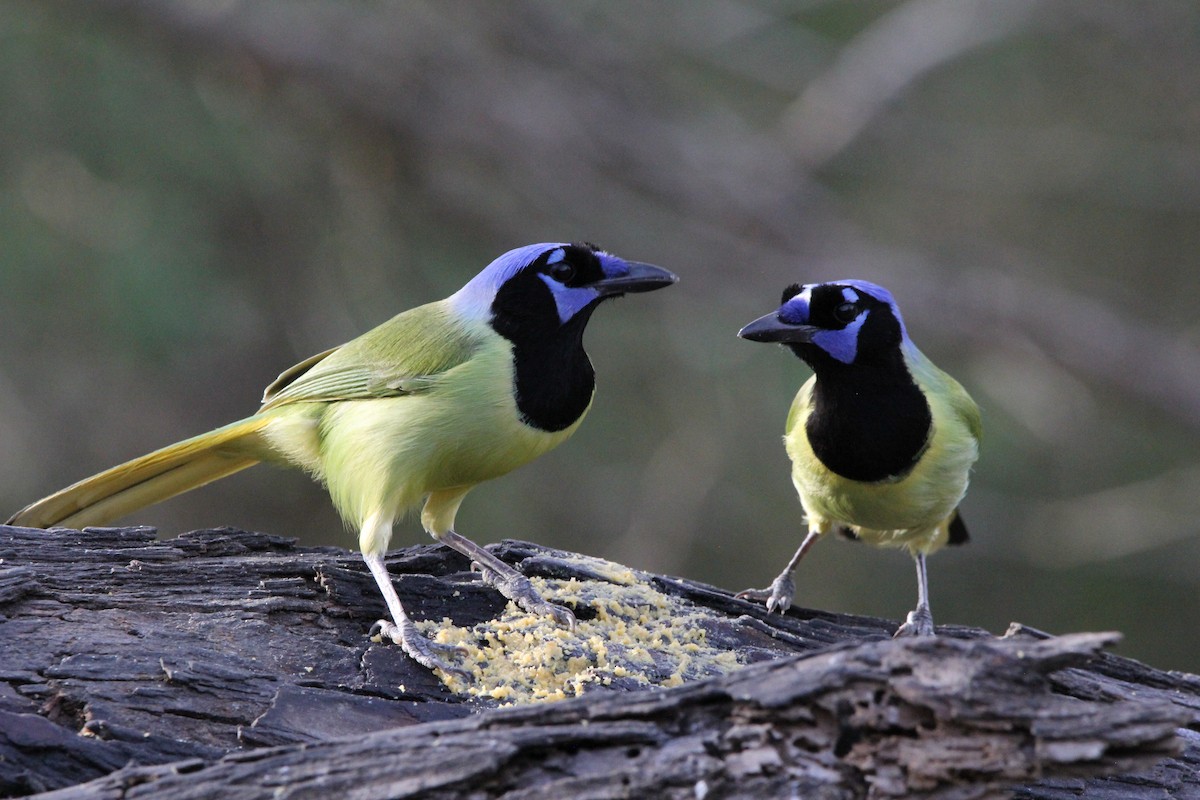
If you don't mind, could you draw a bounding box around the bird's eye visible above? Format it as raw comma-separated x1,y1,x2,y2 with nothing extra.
834,302,859,323
549,262,575,284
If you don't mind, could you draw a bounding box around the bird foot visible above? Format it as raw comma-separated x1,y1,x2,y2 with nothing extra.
893,607,936,638
736,574,796,614
369,618,473,680
473,563,576,631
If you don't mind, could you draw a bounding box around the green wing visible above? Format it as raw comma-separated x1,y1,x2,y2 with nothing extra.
946,376,983,444
259,301,483,411
907,346,982,445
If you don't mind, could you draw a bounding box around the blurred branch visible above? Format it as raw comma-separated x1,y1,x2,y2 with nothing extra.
45,0,829,270
956,268,1200,431
1029,464,1200,567
783,0,1042,169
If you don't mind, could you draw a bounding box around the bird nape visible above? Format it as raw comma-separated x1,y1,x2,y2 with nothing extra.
736,280,981,637
7,242,678,677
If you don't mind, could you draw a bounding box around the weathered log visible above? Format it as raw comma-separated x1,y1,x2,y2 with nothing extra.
1,526,1196,799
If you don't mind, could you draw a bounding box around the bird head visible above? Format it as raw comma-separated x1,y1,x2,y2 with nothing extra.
451,242,677,334
738,280,911,369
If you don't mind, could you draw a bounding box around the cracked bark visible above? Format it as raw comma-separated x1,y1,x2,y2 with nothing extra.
1,526,1196,799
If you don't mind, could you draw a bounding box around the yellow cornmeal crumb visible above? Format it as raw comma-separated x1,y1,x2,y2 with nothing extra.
419,572,743,705
544,553,639,586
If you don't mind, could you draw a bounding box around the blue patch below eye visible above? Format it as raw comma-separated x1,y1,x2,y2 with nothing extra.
538,273,598,323
813,311,866,364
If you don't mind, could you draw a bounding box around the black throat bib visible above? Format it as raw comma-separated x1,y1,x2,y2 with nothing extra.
490,277,598,433
804,361,932,483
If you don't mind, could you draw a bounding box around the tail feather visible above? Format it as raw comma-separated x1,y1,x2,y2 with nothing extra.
948,509,970,546
7,417,271,529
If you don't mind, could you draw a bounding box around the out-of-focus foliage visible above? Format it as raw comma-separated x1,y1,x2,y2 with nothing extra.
1,1,1198,669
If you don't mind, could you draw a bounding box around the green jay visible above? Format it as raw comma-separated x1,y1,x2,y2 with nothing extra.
737,280,980,636
9,242,677,675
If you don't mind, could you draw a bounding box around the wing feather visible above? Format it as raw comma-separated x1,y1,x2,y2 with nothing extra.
259,301,483,411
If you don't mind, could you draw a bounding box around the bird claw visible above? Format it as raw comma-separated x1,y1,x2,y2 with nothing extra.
471,560,499,587
474,564,576,632
736,574,796,614
542,601,577,632
893,607,935,638
369,618,473,681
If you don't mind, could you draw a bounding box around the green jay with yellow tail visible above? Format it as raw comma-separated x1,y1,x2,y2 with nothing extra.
8,242,677,676
737,280,980,637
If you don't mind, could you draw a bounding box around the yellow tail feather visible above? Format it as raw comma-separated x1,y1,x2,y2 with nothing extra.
6,417,271,529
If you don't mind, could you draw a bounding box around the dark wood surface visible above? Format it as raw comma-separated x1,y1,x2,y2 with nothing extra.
2,526,1197,799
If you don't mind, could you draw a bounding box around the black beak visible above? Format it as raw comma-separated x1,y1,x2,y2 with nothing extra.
591,261,678,296
738,311,820,344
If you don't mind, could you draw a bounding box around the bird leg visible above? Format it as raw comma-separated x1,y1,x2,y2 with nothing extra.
362,551,471,679
894,552,936,637
737,527,822,614
440,530,577,631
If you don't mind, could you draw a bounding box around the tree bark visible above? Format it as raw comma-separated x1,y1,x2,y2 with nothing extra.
1,526,1196,799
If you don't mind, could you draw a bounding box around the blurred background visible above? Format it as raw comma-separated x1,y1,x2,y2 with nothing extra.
2,1,1198,670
